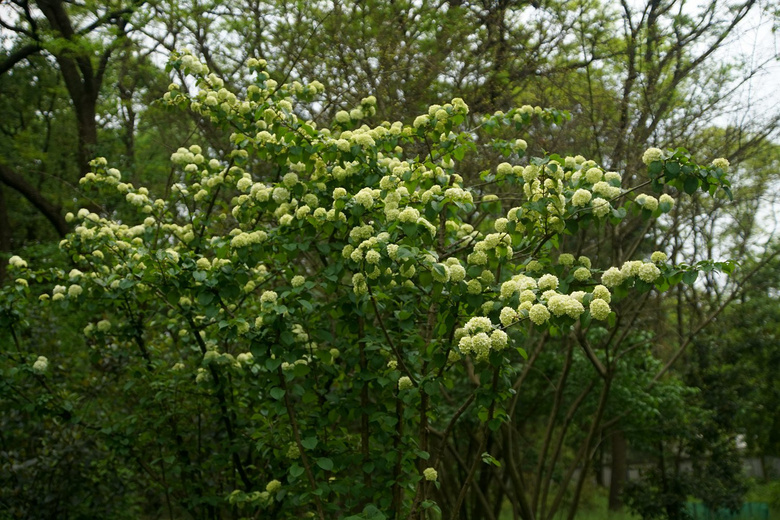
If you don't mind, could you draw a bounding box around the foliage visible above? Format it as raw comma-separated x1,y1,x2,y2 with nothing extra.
0,51,735,519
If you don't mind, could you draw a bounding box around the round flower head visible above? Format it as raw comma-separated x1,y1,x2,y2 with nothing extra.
8,255,27,269
638,263,661,283
558,253,574,266
423,467,438,481
642,147,663,165
529,304,551,325
237,352,254,365
491,329,508,350
573,267,591,281
590,299,611,321
354,188,374,208
431,263,450,283
519,290,536,303
365,250,381,264
398,376,413,391
496,162,513,177
585,168,603,184
601,267,624,288
32,356,48,374
712,157,730,172
592,285,611,303
97,319,112,332
465,316,493,334
642,195,659,211
659,193,675,209
467,279,482,294
260,290,278,304
266,479,282,493
525,260,542,272
467,251,488,266
286,443,301,459
471,332,491,360
449,264,466,282
538,274,559,291
651,251,668,263
591,198,611,218
571,189,592,207
500,306,518,326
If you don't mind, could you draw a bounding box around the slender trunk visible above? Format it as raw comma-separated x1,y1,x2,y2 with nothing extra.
75,94,99,175
0,185,10,281
532,341,574,513
760,454,768,482
562,376,612,520
595,444,604,488
608,428,627,511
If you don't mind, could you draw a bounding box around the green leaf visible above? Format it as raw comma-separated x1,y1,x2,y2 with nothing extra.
648,161,663,176
682,270,699,285
684,176,699,194
665,161,681,177
317,458,334,471
289,464,304,478
402,222,418,237
197,291,215,306
270,387,285,400
482,452,502,466
301,436,318,449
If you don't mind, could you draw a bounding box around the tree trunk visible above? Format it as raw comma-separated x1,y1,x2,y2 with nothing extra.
608,429,627,511
0,162,68,237
75,93,99,176
0,184,10,281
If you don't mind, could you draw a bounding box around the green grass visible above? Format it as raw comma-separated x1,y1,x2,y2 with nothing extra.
744,480,780,520
499,488,639,520
498,480,780,520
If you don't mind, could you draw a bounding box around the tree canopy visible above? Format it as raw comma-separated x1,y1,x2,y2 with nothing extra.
1,1,779,519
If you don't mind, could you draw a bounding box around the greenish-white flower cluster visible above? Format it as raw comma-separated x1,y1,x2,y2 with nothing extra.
457,317,509,361
601,259,662,288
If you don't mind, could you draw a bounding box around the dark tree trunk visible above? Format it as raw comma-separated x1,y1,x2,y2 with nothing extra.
0,162,68,237
608,429,627,511
36,0,115,176
0,184,11,281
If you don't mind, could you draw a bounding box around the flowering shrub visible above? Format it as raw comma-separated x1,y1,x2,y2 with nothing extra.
1,51,735,519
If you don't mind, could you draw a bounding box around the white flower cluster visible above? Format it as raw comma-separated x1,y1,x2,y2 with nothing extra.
8,255,27,269
712,157,730,172
642,147,663,165
492,264,614,325
32,356,48,374
467,232,513,265
545,293,585,319
601,260,662,287
36,55,712,396
230,230,268,248
457,316,509,361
